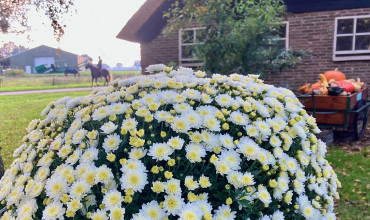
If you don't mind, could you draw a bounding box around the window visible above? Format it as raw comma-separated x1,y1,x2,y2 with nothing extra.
179,27,205,68
276,21,289,49
334,16,370,61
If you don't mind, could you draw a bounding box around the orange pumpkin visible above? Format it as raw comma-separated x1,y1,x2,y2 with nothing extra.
324,68,346,81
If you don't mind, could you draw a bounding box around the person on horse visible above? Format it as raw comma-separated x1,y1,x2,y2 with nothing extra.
97,56,103,75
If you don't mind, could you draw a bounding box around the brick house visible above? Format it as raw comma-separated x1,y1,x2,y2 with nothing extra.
117,0,370,89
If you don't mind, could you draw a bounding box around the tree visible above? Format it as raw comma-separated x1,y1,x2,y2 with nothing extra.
116,63,123,68
166,0,308,77
0,0,75,40
0,42,28,59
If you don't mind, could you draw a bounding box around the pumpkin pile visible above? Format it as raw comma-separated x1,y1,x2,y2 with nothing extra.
299,69,365,96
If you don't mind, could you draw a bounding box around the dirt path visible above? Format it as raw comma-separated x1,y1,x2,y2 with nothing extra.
0,87,103,96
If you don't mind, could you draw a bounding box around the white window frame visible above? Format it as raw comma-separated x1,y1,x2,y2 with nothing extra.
333,15,370,61
178,27,205,68
281,21,289,49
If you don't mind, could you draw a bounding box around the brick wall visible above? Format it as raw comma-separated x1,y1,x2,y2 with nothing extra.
141,8,370,89
265,8,370,90
141,29,179,74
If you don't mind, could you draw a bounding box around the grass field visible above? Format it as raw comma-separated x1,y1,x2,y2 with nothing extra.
0,70,140,92
0,92,368,219
0,91,91,167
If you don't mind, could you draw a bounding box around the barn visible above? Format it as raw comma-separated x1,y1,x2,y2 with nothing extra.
3,45,84,74
117,0,370,89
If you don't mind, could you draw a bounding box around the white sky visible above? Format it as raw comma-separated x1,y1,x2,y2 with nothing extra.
0,0,146,67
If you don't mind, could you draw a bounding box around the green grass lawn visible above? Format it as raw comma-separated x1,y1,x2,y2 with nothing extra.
0,91,368,218
0,91,91,167
0,70,140,92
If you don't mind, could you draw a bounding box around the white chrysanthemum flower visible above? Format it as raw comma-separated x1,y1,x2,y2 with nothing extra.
229,111,249,126
179,202,204,220
107,91,121,103
102,133,122,153
128,148,147,160
6,186,24,206
66,149,83,165
120,170,148,192
165,179,181,195
140,201,166,220
215,204,236,220
17,198,37,217
121,118,138,130
100,121,118,134
269,135,282,148
237,137,261,160
154,110,171,122
67,199,82,212
28,130,43,143
203,115,221,132
184,176,199,190
215,94,234,107
182,88,201,101
146,63,166,73
167,136,185,150
70,180,90,199
91,209,108,220
171,116,191,133
121,159,147,173
103,189,123,208
163,194,185,215
214,160,231,176
95,165,114,184
227,171,243,188
92,106,111,121
219,134,235,149
182,110,203,129
148,143,174,161
80,147,99,163
57,144,72,159
173,103,192,113
240,172,255,186
245,125,259,138
257,185,272,205
42,202,65,220
219,149,241,170
45,176,68,200
109,207,126,220
185,143,206,163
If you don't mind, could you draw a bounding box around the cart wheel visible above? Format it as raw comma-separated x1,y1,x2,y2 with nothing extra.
354,100,368,140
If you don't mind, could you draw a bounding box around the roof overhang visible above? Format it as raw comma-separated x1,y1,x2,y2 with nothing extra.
116,0,173,43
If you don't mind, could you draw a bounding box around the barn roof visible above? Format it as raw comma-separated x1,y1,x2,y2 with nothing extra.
117,0,370,43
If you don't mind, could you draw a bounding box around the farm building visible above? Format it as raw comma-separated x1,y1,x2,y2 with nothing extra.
2,45,85,74
117,0,370,89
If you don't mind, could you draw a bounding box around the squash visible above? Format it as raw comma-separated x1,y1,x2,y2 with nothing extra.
299,83,313,94
324,68,346,81
336,80,354,93
347,78,364,92
319,74,329,88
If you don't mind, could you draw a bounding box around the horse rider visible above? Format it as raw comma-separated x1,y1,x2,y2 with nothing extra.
97,56,102,75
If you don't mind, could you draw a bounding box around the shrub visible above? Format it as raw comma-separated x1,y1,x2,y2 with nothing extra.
0,65,339,219
4,69,26,77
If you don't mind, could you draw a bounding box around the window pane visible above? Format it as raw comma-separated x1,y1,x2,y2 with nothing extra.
336,36,353,51
181,30,194,44
181,45,195,58
355,35,370,50
337,19,354,34
196,29,207,42
356,18,370,33
277,24,286,38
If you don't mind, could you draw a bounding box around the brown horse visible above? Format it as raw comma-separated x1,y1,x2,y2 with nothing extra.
85,62,113,87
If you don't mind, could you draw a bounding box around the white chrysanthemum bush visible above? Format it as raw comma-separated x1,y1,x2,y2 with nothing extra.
0,64,340,220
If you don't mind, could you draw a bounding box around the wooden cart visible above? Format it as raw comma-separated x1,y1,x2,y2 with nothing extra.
298,88,369,140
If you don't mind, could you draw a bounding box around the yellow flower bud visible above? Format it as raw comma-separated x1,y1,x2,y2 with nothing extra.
226,197,233,205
